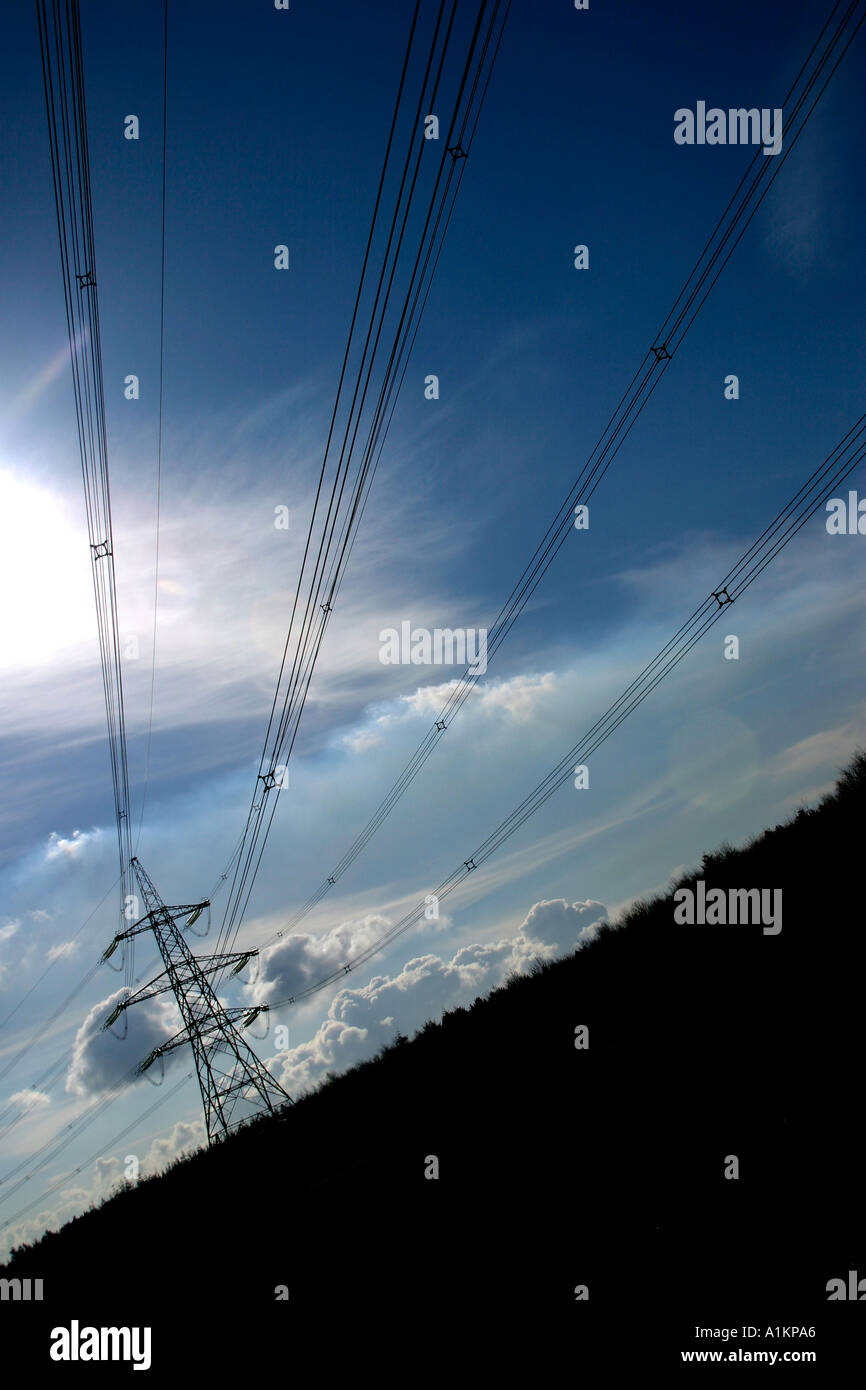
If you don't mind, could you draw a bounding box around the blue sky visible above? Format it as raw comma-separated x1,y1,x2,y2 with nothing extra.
1,0,865,1254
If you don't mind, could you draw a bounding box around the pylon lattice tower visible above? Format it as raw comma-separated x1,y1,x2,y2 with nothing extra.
102,857,290,1142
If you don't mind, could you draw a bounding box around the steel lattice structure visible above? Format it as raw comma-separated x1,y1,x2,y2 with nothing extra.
102,859,289,1142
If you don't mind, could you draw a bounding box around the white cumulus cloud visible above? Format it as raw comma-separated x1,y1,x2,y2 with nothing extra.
66,989,183,1097
268,896,606,1096
248,914,392,1006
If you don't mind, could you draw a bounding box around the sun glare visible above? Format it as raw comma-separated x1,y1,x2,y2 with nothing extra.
0,467,94,669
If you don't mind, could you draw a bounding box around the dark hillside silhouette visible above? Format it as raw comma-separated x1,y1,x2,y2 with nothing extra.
5,754,865,1369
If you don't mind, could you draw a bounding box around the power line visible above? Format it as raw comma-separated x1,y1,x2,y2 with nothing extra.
6,411,858,1232
0,876,118,1035
10,0,860,1232
216,0,469,951
0,1055,146,1201
0,1071,195,1237
214,0,511,962
210,0,439,953
0,960,102,1095
0,0,509,1213
0,930,173,1123
37,0,135,984
253,0,865,950
3,0,170,1189
256,414,866,1009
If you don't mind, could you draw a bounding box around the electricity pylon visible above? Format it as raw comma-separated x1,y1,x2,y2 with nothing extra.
102,857,290,1142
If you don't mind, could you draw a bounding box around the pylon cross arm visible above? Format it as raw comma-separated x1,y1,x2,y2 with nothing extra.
168,901,211,918
102,914,156,958
182,950,255,981
146,1023,194,1058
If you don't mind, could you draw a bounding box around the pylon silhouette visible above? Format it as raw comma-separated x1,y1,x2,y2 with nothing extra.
102,858,289,1142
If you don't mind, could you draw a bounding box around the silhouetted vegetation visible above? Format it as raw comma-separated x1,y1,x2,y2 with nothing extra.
5,754,865,1357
